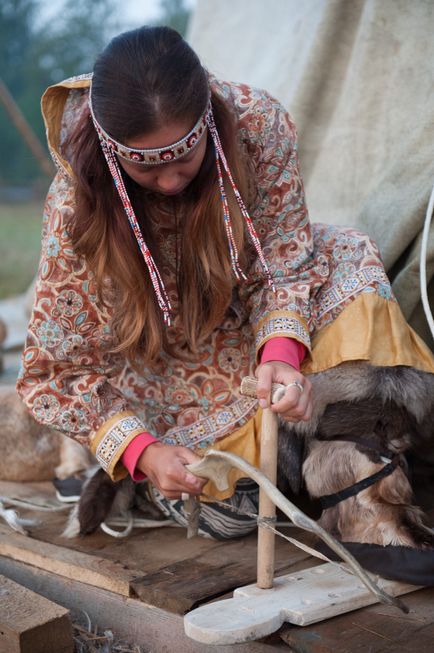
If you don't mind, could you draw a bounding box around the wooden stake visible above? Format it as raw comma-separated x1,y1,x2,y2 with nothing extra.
257,406,278,589
0,79,55,179
240,376,283,590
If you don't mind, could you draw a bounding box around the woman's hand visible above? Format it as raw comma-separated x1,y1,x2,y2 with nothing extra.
255,361,313,422
136,442,207,499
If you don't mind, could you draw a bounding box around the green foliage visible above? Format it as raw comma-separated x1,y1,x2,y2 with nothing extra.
0,0,117,185
0,201,44,298
0,0,193,186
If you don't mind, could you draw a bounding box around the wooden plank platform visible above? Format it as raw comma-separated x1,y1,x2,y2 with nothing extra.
0,479,433,652
0,574,73,653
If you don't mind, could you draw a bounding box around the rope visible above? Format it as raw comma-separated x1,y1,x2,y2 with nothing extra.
420,182,434,340
201,492,339,568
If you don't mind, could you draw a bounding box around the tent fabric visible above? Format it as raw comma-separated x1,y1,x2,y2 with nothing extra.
188,0,434,347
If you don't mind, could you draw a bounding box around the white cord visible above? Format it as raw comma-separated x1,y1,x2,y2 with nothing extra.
420,183,434,340
100,512,134,539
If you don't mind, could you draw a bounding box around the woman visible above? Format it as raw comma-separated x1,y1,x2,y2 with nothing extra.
17,26,434,540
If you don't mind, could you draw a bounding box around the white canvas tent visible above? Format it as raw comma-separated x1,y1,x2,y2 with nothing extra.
188,0,434,346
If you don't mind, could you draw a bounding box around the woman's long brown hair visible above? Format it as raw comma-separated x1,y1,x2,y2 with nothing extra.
68,26,254,365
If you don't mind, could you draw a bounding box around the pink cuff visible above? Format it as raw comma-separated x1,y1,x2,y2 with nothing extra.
121,432,159,481
260,337,306,371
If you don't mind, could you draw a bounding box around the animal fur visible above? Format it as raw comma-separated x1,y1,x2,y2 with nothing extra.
55,435,93,480
63,468,164,538
0,385,93,482
278,363,434,549
303,440,434,548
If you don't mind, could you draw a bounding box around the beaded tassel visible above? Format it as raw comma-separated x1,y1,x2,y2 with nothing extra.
99,140,172,325
215,153,246,281
207,108,275,291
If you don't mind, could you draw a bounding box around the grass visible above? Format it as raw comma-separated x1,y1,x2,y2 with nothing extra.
0,201,45,299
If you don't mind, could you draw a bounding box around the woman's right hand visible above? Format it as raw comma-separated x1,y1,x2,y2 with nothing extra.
136,442,206,499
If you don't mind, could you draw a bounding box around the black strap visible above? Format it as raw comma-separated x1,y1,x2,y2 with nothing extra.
320,455,400,509
319,433,393,459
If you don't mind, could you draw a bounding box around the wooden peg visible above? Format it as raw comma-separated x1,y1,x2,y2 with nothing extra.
241,375,284,589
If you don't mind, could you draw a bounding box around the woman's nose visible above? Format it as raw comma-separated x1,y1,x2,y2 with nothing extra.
156,171,183,194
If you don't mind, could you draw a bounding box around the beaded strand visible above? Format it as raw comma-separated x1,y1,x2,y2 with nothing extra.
99,139,172,325
207,108,275,291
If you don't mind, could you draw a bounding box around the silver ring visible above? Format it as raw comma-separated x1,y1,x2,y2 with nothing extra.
286,381,304,394
181,492,190,501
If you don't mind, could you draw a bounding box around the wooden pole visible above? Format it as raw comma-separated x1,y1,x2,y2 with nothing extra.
256,406,278,589
0,78,55,178
240,376,283,590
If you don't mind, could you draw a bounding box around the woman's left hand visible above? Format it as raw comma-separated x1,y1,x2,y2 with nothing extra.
255,361,313,422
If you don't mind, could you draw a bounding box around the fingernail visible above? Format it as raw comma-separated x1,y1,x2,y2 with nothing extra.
259,399,267,408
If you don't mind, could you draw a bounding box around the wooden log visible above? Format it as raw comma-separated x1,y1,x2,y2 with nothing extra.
0,574,73,653
0,525,137,596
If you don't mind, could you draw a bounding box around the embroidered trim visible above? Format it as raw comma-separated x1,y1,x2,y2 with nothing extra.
162,397,257,449
255,314,310,351
95,414,145,472
48,145,70,178
318,266,392,318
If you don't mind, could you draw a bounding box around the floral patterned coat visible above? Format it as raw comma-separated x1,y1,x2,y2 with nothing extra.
16,75,434,481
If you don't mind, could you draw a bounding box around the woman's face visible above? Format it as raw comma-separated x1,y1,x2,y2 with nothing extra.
118,121,208,196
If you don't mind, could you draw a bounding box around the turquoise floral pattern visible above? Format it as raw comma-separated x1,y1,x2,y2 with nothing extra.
36,320,64,348
33,393,61,422
56,289,83,316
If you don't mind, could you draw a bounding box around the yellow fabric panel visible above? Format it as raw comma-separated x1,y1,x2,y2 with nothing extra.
302,293,434,375
41,76,92,178
200,408,263,501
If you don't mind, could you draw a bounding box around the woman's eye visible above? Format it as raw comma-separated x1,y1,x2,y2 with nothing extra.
133,165,154,174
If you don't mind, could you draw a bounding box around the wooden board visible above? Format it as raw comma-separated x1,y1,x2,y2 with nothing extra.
0,574,73,653
184,564,420,645
0,523,312,614
0,556,288,653
280,586,434,653
0,480,314,615
0,526,137,596
1,479,434,652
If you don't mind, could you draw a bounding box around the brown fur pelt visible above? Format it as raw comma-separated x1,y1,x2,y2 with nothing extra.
0,384,61,481
63,468,165,538
303,440,434,548
278,363,434,549
0,385,93,482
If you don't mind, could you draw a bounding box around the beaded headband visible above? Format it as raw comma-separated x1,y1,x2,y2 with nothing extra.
88,85,274,325
89,88,210,165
